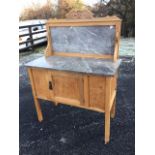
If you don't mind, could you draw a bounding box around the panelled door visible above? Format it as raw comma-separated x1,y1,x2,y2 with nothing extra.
31,68,54,100
51,71,84,106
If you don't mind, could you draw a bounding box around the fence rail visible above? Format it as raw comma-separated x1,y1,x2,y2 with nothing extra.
19,23,47,51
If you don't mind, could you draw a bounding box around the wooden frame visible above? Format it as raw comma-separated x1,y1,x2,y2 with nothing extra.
28,67,118,144
45,16,121,61
27,16,122,144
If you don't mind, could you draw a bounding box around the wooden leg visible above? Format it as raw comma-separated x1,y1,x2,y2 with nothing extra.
111,98,116,118
34,97,43,122
28,68,43,122
105,111,110,144
105,77,112,144
54,102,58,106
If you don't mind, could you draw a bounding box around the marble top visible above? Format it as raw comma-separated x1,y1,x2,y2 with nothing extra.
50,26,116,55
25,56,121,76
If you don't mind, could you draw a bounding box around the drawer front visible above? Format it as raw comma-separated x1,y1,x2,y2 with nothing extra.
31,68,54,100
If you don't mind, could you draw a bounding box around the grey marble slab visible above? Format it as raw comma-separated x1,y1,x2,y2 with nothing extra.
51,26,115,55
25,56,121,76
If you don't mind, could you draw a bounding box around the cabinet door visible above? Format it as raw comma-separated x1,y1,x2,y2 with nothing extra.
52,71,84,106
89,76,106,111
31,68,54,100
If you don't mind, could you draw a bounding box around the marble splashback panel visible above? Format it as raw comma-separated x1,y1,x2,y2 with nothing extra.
50,26,116,55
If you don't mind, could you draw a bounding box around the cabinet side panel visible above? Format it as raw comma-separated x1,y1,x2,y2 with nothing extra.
89,76,106,111
110,75,117,98
83,75,89,107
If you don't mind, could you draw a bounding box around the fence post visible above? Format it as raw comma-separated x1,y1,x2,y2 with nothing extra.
28,26,34,51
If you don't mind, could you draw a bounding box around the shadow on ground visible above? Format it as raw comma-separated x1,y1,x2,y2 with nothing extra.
19,56,135,155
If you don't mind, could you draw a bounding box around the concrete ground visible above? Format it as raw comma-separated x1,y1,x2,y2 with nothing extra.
19,40,135,154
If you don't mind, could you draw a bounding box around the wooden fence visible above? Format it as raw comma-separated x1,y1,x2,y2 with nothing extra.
19,23,47,51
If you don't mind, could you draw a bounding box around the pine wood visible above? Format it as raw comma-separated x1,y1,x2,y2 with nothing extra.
53,52,113,59
28,68,43,122
31,69,54,100
45,23,53,57
45,16,122,60
47,16,121,26
29,68,117,112
89,76,106,110
110,73,118,118
52,72,83,105
111,97,116,118
83,75,89,107
109,90,116,112
105,77,112,144
28,68,117,143
113,22,121,61
27,16,121,144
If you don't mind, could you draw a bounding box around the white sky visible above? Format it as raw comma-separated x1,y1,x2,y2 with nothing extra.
19,0,101,14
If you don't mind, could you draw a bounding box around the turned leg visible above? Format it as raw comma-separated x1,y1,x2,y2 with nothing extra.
111,97,116,118
34,97,43,122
